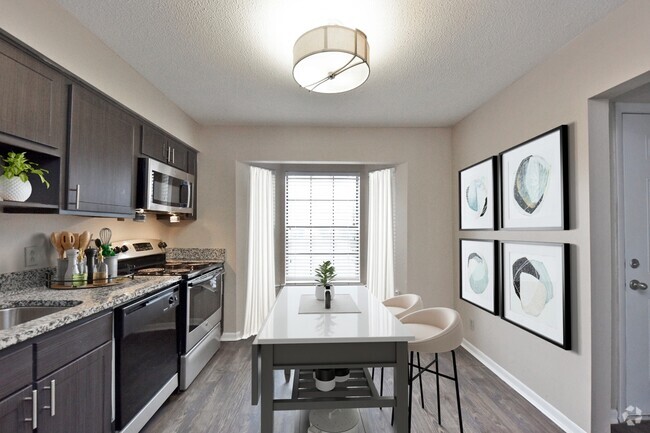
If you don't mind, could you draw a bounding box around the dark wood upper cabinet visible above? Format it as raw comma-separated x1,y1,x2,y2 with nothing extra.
141,124,190,171
0,37,67,151
67,84,140,216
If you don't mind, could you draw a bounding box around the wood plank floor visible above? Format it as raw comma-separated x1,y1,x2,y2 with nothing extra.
142,338,563,433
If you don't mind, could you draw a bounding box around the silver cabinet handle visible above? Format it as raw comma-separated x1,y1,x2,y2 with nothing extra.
172,147,175,164
24,389,37,429
630,279,648,290
167,145,171,163
75,184,80,209
43,379,56,416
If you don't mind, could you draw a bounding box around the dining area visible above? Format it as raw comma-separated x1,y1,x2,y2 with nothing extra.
250,285,465,433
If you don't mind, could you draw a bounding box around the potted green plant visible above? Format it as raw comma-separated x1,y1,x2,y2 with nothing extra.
0,151,50,202
314,260,337,300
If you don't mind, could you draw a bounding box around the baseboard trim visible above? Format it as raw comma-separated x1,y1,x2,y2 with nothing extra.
221,331,243,341
461,339,587,433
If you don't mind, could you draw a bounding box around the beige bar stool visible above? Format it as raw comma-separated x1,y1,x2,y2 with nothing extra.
377,294,423,394
397,307,464,433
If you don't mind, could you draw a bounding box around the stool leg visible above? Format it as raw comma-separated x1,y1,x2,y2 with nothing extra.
380,367,385,396
416,352,424,409
452,350,464,433
408,351,414,433
435,353,441,425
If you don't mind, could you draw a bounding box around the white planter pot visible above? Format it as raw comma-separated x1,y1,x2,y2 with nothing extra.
315,285,335,301
0,176,32,202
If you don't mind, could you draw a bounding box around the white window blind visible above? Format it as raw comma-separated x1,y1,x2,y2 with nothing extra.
285,173,360,283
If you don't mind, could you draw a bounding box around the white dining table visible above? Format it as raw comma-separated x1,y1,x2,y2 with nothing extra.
251,285,414,432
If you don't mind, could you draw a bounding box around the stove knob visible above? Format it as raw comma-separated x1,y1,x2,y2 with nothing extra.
158,241,167,249
120,245,129,253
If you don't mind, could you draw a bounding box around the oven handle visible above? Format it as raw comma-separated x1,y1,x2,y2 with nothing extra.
188,269,222,287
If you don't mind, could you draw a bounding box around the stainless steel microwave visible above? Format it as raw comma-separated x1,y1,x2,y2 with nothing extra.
137,157,194,214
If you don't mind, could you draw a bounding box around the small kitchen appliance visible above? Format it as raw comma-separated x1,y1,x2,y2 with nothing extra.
136,157,194,214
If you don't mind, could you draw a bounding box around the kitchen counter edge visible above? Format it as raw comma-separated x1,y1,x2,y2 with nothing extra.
0,275,181,351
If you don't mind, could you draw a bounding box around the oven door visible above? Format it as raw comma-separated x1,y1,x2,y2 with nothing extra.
183,268,223,352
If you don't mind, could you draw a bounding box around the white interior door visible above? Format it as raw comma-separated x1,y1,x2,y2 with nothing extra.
622,111,650,413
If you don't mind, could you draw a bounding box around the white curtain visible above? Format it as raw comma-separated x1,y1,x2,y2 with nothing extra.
243,166,276,339
367,168,395,301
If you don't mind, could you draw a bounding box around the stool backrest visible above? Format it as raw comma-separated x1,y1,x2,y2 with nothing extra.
401,307,463,354
382,294,423,319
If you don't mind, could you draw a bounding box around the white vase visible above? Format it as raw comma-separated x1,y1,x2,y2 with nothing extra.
315,285,335,301
0,176,32,202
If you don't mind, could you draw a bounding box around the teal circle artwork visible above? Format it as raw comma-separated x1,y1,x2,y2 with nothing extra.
513,155,550,214
467,252,489,294
512,257,553,316
465,178,488,217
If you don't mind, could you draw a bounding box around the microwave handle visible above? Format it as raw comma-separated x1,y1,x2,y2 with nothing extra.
180,181,192,209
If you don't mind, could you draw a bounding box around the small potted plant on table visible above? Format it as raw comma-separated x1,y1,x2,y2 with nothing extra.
315,260,336,301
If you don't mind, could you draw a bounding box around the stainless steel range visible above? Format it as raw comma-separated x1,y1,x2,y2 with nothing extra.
116,239,224,391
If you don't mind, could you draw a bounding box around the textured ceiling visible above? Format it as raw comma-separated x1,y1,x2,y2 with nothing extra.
54,0,625,127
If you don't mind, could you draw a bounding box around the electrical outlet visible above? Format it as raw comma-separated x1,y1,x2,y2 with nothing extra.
25,246,46,268
469,319,475,331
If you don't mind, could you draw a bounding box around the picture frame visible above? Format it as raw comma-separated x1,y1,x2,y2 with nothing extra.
459,156,497,230
500,241,570,350
499,125,568,230
459,239,498,315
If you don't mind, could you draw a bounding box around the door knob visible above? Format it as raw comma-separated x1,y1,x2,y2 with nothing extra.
629,279,648,290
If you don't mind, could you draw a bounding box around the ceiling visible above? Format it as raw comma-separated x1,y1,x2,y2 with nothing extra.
54,0,625,128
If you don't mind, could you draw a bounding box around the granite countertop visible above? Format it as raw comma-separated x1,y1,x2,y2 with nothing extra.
0,275,181,351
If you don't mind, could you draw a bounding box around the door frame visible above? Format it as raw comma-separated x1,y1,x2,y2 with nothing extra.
614,102,650,415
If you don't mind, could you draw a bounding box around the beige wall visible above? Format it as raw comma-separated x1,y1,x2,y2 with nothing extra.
451,1,650,431
168,126,453,334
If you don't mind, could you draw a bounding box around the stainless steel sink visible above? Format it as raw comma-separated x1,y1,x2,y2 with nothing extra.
0,306,71,331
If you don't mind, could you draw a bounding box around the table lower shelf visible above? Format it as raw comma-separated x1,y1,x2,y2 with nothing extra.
274,368,394,411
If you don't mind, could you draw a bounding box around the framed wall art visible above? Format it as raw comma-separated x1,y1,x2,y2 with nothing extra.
500,125,568,229
500,241,570,349
460,239,498,314
459,156,497,230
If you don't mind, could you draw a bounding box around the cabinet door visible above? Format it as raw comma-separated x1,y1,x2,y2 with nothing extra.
0,386,34,433
0,38,67,150
141,124,168,163
168,140,188,171
37,342,112,433
68,85,139,215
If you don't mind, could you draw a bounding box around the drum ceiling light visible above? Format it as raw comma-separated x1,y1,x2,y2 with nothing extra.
292,25,370,94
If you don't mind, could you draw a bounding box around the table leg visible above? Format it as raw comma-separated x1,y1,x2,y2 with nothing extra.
260,345,274,433
394,342,409,433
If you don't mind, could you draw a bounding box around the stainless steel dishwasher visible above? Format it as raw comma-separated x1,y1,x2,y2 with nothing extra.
114,284,180,433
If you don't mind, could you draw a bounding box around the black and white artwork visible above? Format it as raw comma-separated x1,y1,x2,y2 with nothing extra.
501,241,570,349
460,239,498,314
500,126,568,229
459,157,497,230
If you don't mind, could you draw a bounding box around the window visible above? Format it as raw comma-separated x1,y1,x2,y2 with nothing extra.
285,173,360,283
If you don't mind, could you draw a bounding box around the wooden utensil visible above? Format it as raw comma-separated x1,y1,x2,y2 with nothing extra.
78,231,91,251
73,232,81,249
50,232,63,258
60,231,75,252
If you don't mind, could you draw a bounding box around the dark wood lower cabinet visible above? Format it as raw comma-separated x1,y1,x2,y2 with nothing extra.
36,342,112,433
0,386,35,433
